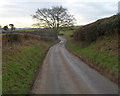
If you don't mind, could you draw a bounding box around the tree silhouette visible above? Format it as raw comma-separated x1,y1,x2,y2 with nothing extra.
3,26,8,31
9,24,15,30
32,6,76,31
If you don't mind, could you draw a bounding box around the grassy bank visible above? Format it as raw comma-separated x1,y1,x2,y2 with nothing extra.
61,15,119,83
63,32,118,83
74,14,119,44
2,34,55,94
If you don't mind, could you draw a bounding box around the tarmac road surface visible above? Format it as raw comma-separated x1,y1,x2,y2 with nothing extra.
31,37,118,94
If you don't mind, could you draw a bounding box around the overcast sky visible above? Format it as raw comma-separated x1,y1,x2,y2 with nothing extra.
0,0,119,28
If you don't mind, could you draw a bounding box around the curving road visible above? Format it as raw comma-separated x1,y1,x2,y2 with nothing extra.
31,37,118,94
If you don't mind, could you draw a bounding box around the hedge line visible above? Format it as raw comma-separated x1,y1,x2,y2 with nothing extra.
74,14,119,44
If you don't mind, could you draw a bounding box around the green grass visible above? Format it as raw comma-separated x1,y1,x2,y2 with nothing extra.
59,30,73,35
59,26,81,35
2,41,53,94
62,31,118,82
68,41,118,73
0,75,2,95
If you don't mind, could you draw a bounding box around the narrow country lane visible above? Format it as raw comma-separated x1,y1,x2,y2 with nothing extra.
31,37,118,94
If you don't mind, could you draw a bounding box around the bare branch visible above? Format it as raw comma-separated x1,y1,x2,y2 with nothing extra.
32,6,76,30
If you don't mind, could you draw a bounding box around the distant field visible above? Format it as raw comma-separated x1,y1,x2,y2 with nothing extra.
59,30,73,35
16,28,40,32
59,26,81,35
3,28,40,32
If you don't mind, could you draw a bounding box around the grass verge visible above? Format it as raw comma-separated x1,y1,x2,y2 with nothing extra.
63,33,118,84
2,35,55,94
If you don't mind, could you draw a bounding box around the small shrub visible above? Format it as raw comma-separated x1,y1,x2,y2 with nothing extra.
5,33,21,43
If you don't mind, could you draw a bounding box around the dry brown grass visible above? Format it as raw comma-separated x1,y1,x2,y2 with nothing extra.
2,33,42,47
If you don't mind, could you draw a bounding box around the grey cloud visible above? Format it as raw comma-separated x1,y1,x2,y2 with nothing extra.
63,2,117,23
0,1,118,26
0,2,63,18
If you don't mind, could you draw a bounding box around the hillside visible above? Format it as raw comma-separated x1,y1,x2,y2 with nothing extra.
74,14,119,45
2,28,58,41
2,33,57,94
62,14,119,84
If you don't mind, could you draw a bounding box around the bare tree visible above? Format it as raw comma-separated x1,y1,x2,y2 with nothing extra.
32,6,76,31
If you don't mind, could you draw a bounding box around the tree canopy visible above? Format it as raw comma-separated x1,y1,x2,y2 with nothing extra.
3,26,8,31
32,6,76,30
9,24,15,30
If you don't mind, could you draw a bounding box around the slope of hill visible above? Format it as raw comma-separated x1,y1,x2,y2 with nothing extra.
64,14,119,84
74,14,119,45
2,33,57,94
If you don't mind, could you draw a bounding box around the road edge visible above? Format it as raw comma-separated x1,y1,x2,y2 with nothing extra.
65,44,118,85
29,40,60,94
